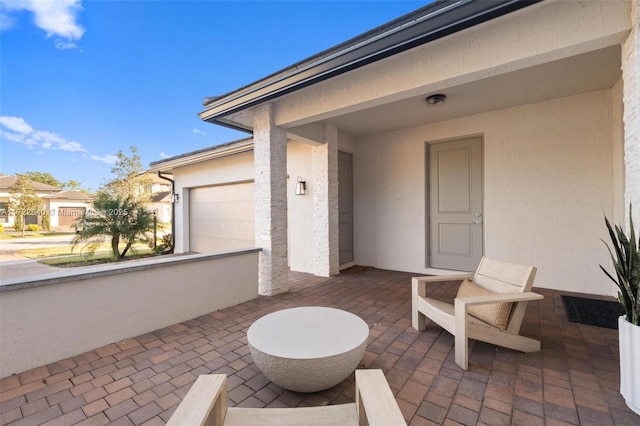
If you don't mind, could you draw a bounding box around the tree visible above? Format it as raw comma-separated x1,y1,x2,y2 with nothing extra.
73,192,155,261
102,146,151,202
63,180,83,191
23,171,63,188
9,174,43,236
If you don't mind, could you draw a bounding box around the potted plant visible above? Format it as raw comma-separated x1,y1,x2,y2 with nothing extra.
601,205,639,415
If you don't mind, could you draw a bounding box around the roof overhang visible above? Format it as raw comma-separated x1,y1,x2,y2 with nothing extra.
198,0,543,130
148,137,254,172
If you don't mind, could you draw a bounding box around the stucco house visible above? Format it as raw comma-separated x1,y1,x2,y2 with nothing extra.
43,190,94,231
146,172,172,224
150,0,639,299
0,175,95,231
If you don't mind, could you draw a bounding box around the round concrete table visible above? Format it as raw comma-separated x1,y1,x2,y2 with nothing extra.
247,307,369,393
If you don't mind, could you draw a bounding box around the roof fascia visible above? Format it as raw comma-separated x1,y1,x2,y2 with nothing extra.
148,138,254,172
199,0,542,125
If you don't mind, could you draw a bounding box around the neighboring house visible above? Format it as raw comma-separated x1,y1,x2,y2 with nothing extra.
0,174,60,227
146,172,172,223
43,190,94,232
151,0,639,299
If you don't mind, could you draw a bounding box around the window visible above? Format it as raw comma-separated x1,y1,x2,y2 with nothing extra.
0,202,8,223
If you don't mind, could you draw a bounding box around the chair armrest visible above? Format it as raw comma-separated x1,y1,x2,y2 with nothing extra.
167,374,228,426
455,291,543,307
413,274,474,297
355,370,406,426
413,274,475,286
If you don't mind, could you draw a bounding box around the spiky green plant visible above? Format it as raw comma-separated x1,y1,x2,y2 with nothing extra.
601,205,640,326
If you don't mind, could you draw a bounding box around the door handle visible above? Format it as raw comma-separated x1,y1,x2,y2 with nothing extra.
474,220,483,225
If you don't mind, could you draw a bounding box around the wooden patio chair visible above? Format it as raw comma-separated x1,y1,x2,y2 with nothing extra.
412,256,543,370
166,369,407,426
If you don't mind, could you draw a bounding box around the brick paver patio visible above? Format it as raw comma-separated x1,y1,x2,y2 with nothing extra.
1,267,638,425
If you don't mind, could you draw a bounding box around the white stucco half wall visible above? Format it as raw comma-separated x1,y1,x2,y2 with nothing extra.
0,250,259,378
354,88,621,296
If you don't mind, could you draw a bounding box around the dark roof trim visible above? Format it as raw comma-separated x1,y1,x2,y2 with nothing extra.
199,0,542,126
148,137,253,171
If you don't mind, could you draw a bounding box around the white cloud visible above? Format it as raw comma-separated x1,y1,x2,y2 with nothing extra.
90,154,118,165
0,0,85,49
193,128,206,136
54,40,78,50
0,116,34,133
159,152,170,159
0,115,88,153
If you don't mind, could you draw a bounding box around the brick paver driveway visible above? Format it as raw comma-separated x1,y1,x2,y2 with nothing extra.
1,268,638,425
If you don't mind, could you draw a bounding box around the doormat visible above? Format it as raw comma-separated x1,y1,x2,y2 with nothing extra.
561,295,625,330
341,266,372,274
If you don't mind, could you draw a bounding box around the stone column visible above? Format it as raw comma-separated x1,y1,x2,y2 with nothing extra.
312,124,339,277
622,0,640,226
253,104,289,295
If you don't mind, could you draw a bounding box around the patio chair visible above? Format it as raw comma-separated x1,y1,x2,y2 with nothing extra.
166,369,407,426
412,256,542,370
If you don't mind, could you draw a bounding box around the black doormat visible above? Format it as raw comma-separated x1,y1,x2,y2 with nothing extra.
561,295,625,330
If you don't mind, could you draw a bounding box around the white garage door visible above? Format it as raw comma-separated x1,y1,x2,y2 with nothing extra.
189,183,255,253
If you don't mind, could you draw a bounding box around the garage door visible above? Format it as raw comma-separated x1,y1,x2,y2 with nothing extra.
189,183,254,253
58,207,86,230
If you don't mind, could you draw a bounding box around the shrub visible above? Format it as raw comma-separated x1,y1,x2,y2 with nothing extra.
42,211,51,231
154,233,173,254
27,224,41,232
0,224,3,232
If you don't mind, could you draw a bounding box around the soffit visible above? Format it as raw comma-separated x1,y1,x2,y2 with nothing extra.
320,45,621,139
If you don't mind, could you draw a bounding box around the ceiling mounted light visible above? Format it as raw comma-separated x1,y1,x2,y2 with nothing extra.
426,94,446,106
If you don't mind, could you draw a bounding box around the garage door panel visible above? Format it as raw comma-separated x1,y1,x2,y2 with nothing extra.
205,201,254,220
190,183,255,253
58,207,86,230
198,221,254,238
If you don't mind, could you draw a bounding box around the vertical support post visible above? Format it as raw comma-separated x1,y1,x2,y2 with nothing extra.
312,123,339,277
253,104,289,295
622,0,640,226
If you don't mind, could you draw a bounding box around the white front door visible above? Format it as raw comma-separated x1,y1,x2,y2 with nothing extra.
428,137,483,271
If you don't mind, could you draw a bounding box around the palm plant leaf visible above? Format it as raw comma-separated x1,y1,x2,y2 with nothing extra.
72,192,156,261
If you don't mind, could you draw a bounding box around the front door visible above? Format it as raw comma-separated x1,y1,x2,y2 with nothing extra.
428,137,483,271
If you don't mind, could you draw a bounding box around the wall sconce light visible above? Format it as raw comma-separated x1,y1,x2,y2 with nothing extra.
426,93,446,106
172,193,180,204
295,176,306,195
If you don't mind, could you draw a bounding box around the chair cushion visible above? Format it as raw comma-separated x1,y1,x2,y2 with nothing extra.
456,280,513,330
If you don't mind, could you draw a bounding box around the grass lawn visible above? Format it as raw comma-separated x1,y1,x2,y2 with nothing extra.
0,232,76,240
19,241,158,267
40,248,157,267
19,242,150,259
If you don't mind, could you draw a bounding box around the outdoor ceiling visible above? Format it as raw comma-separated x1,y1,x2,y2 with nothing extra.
323,46,621,139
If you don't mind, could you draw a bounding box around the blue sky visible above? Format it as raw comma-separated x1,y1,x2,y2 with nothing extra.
0,0,426,191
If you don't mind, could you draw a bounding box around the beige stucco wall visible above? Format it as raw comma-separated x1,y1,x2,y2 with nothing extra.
354,88,621,296
0,250,259,378
287,141,315,273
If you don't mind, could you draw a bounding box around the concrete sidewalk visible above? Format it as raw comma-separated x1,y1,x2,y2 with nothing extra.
0,234,75,281
0,253,59,281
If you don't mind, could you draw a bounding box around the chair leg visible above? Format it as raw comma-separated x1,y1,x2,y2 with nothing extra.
454,300,469,370
412,278,427,331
